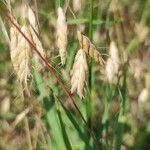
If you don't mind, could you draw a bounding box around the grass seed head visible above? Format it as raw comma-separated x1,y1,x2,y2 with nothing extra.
56,7,68,65
71,49,88,98
77,30,104,65
10,25,32,90
27,6,45,65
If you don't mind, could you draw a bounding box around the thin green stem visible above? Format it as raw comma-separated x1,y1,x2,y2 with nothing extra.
85,0,94,148
115,65,127,150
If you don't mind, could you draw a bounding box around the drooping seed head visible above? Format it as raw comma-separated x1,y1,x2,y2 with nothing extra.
71,49,88,98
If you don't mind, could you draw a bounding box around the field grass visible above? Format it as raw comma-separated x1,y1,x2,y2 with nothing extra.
0,0,150,150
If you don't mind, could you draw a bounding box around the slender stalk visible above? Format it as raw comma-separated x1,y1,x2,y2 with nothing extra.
24,117,33,150
85,0,94,148
21,87,33,150
115,65,127,150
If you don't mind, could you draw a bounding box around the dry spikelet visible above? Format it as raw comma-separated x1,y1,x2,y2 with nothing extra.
71,49,88,98
56,7,68,65
29,27,45,58
27,6,45,59
10,25,32,89
106,41,120,83
27,6,38,33
77,30,104,65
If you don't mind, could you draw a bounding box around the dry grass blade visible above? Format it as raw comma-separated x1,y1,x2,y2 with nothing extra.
71,49,88,98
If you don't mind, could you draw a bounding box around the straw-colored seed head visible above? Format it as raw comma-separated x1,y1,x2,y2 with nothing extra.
77,30,104,65
27,6,45,60
29,27,45,58
10,25,32,88
71,49,88,98
56,7,68,65
106,41,119,83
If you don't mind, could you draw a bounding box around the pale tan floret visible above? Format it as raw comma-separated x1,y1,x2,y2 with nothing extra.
106,41,120,83
10,25,32,89
27,6,45,59
56,7,68,65
29,27,45,59
77,30,104,65
71,49,88,98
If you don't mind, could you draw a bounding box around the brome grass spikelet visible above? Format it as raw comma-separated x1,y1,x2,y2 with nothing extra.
10,25,32,89
77,30,104,65
27,6,45,59
71,49,88,98
56,7,68,65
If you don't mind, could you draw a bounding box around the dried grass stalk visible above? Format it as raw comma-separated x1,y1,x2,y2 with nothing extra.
56,7,68,65
71,49,88,98
10,25,32,89
77,30,104,65
106,41,120,83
